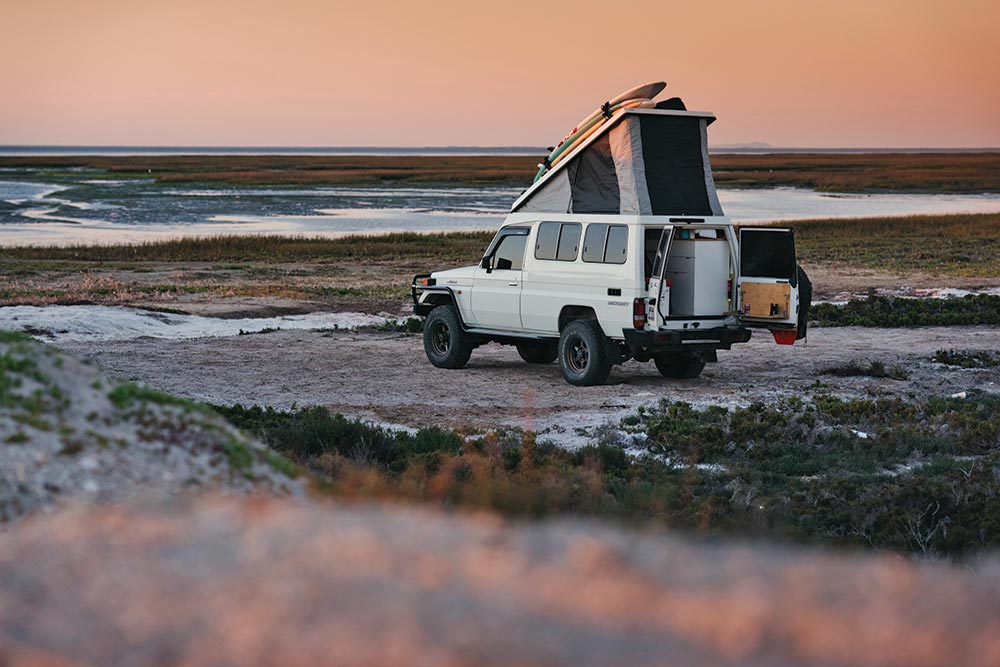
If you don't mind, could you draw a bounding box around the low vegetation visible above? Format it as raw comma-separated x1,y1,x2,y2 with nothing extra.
711,152,1000,193
810,294,1000,327
4,152,998,192
4,213,998,278
820,360,909,380
0,155,539,186
216,393,1000,560
0,231,493,263
791,213,1000,277
932,349,1000,368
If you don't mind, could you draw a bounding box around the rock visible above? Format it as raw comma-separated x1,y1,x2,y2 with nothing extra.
0,332,302,521
0,495,998,667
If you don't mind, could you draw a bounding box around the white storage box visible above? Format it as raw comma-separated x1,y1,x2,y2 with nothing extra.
664,238,730,316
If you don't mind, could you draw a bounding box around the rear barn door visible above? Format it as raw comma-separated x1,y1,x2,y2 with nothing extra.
737,227,799,328
646,226,674,328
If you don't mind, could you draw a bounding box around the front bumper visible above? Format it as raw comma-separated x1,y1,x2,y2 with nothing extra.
623,326,752,352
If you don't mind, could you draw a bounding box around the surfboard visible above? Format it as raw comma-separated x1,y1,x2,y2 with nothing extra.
547,99,655,169
534,81,666,182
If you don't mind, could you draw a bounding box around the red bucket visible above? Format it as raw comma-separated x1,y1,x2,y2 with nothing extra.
772,329,798,345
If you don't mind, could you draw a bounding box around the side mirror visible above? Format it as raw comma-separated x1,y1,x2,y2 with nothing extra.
480,256,492,273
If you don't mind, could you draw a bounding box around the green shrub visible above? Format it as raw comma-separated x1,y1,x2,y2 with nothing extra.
811,295,1000,327
933,349,1000,368
211,394,1000,560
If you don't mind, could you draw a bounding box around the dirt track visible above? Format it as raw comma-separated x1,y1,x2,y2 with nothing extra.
60,325,1000,447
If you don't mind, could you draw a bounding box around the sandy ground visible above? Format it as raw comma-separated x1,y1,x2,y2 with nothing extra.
60,324,1000,447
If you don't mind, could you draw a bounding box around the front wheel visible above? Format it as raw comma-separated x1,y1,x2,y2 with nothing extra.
517,341,558,364
653,353,706,379
423,305,474,369
558,320,612,386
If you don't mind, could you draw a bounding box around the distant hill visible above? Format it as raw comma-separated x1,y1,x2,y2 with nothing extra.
711,141,776,150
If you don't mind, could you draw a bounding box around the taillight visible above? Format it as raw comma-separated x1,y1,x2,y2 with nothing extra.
633,298,646,330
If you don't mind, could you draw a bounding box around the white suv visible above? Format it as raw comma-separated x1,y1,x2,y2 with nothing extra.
412,214,809,386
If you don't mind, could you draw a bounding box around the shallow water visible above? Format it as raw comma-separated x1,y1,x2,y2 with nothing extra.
2,173,1000,246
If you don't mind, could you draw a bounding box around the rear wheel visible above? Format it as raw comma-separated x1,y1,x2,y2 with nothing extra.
517,341,558,364
653,352,706,379
423,305,473,369
558,320,612,386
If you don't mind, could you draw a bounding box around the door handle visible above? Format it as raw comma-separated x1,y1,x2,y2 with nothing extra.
508,282,518,286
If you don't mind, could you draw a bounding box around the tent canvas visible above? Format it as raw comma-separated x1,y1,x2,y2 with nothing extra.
512,109,723,217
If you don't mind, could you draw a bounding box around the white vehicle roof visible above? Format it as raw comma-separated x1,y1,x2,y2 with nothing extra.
500,212,734,228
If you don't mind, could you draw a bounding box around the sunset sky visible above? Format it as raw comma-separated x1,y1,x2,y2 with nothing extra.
1,0,997,148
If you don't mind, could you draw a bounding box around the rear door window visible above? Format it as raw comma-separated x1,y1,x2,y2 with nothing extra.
739,228,796,283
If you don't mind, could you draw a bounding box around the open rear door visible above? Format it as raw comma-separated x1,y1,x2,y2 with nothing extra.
646,226,674,328
737,227,799,343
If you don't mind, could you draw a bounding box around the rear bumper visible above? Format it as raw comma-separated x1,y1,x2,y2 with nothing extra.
623,326,752,352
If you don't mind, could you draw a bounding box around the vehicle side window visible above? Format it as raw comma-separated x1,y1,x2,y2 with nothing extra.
535,222,581,262
604,225,628,264
582,224,609,262
556,223,581,261
491,234,527,271
534,222,560,260
583,223,627,264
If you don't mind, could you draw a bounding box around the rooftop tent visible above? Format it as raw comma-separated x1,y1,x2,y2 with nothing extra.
511,109,723,216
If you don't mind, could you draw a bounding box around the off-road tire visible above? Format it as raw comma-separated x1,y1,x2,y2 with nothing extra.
653,353,706,379
558,320,612,386
423,305,474,369
517,341,558,364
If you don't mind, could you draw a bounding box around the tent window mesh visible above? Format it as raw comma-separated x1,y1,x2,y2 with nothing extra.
639,116,713,216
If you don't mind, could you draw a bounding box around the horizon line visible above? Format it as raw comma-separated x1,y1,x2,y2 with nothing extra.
2,143,1000,150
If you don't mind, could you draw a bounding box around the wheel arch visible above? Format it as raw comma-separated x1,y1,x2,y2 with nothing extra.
558,305,599,333
417,288,464,323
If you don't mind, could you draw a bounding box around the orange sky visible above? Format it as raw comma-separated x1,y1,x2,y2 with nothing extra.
1,0,998,147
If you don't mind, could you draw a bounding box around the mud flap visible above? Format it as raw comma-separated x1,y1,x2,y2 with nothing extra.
605,338,629,364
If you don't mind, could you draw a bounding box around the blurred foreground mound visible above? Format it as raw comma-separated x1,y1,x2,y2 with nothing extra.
0,331,301,520
1,495,999,667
